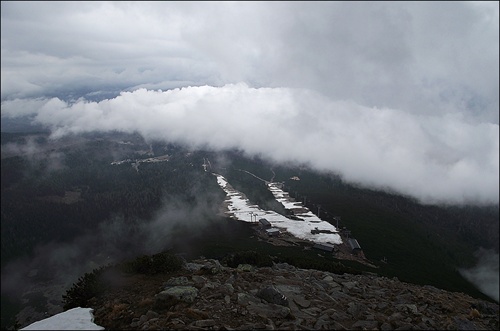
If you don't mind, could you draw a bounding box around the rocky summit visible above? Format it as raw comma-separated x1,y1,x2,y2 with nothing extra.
89,258,499,330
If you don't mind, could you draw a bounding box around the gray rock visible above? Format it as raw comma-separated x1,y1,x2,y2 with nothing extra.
378,302,389,310
312,280,327,291
272,262,296,271
220,283,235,295
256,285,289,307
331,321,348,330
380,322,393,330
191,275,208,288
394,322,414,330
193,319,217,327
246,302,291,319
323,275,334,282
274,284,302,295
225,274,236,284
237,293,262,306
236,322,267,330
145,310,159,319
147,318,158,324
388,312,404,322
72,257,499,331
396,304,418,315
317,290,338,303
394,293,413,305
201,281,217,292
321,308,339,317
453,316,480,330
351,320,379,330
347,302,368,319
184,262,205,272
237,264,254,272
156,286,198,303
329,289,350,301
170,318,186,326
201,259,224,274
422,285,440,293
342,281,358,290
420,316,435,328
302,307,323,316
293,295,311,308
164,276,192,287
314,318,334,330
365,314,375,320
323,278,341,289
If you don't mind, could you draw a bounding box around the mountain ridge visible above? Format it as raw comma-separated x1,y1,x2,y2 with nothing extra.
67,255,500,330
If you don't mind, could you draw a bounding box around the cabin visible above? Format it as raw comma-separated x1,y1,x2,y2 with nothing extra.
266,228,280,237
348,238,362,255
258,218,271,229
313,243,335,252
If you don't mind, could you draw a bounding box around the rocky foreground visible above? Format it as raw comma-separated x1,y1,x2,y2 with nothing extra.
89,258,499,330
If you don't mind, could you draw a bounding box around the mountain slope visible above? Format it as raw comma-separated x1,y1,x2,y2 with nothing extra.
77,257,500,330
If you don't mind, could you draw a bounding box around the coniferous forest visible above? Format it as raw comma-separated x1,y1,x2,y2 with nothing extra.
1,131,498,329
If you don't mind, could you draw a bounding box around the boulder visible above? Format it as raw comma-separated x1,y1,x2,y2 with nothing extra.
256,286,289,307
156,286,198,304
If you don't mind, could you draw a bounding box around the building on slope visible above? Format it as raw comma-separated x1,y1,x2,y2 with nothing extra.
313,243,335,252
258,218,271,229
348,238,362,255
266,228,281,237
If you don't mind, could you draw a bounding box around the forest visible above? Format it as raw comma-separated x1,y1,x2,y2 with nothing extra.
1,131,498,329
211,150,499,298
1,132,225,267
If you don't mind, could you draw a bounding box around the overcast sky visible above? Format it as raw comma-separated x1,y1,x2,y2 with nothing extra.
1,1,499,205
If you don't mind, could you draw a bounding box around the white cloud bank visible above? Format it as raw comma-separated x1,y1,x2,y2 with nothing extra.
2,83,498,206
1,2,498,123
1,2,498,206
460,248,500,302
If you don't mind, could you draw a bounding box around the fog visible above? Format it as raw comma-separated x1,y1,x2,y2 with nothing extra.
1,1,498,321
2,2,498,205
0,187,222,325
2,2,498,123
2,85,498,206
460,248,499,302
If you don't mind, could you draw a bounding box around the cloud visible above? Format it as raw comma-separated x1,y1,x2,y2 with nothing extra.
1,2,498,203
2,2,498,319
1,135,66,174
1,2,498,123
0,186,221,315
2,84,498,205
459,248,499,302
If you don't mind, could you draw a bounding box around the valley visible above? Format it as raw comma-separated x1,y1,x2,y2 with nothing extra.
1,131,498,329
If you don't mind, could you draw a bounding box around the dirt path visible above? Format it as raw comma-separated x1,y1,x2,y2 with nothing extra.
237,169,270,183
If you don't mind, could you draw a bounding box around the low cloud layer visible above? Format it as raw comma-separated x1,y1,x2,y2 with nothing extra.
2,3,498,320
1,189,220,312
2,84,498,206
1,2,498,123
1,136,66,174
2,2,498,206
460,248,499,302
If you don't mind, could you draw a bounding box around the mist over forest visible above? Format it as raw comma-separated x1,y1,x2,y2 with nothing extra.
1,2,498,329
1,130,498,329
